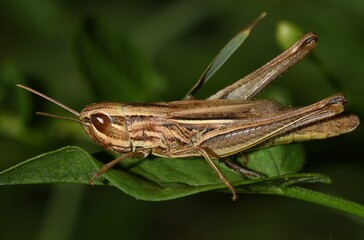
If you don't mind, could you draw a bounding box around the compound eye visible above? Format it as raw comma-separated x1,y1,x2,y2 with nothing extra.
91,113,112,134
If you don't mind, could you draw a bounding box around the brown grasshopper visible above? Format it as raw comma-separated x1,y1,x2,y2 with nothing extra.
17,13,359,200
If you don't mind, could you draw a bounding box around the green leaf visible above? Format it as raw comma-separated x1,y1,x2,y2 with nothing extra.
0,146,326,201
246,144,305,177
0,147,98,185
184,12,266,99
2,146,364,217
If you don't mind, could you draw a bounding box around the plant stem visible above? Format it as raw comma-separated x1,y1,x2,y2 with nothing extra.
279,186,364,218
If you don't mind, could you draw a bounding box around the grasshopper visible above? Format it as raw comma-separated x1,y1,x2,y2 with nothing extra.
17,13,359,200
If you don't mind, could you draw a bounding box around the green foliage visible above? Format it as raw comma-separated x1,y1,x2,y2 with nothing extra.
247,144,305,177
73,17,167,102
0,145,310,201
2,145,363,217
185,12,266,98
1,1,364,239
275,21,303,50
1,9,363,218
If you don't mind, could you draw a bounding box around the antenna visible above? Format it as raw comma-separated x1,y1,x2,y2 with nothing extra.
17,84,80,117
36,112,84,124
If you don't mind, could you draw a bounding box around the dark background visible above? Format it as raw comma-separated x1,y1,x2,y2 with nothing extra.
0,0,363,239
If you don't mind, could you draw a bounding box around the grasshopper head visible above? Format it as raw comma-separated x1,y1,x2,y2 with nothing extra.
16,85,133,154
80,103,132,153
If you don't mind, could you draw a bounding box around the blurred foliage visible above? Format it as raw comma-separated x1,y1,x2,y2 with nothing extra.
0,0,364,239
